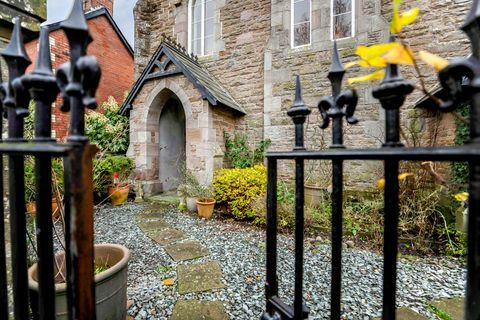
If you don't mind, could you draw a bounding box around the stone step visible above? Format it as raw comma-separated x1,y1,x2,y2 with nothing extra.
148,228,186,246
171,300,228,320
165,241,209,262
146,194,181,207
373,308,427,320
177,261,225,295
137,219,170,232
428,297,464,320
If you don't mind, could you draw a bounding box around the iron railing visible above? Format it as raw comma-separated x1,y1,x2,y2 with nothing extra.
262,1,480,320
0,0,100,319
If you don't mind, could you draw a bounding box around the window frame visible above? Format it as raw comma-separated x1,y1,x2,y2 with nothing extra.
188,0,214,56
291,0,312,48
330,0,355,41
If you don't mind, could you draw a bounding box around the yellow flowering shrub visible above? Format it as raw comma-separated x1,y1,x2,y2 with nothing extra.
213,165,267,220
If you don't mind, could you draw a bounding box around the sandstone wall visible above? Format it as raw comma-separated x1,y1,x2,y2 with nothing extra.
134,0,271,142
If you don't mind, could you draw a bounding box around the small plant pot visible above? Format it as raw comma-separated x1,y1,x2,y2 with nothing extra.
186,197,197,212
28,244,130,320
196,198,216,219
108,184,130,206
26,198,61,222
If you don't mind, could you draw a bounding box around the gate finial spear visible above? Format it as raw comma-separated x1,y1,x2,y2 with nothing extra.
60,0,92,47
318,42,358,148
21,27,59,140
1,17,31,117
372,36,413,147
287,75,311,150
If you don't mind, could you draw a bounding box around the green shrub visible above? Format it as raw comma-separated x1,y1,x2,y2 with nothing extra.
93,155,134,195
452,103,470,186
213,165,267,219
224,132,271,168
86,97,129,154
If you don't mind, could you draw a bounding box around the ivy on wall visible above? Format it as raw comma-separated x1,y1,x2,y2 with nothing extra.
452,103,470,186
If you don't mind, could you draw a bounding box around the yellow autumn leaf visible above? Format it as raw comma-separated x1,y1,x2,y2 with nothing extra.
356,43,399,61
345,57,387,69
348,70,385,85
398,172,413,180
419,50,449,71
383,45,414,65
377,178,386,189
454,192,469,202
400,8,419,28
163,278,175,286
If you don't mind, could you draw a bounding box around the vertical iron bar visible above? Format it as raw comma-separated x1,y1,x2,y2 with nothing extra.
0,94,7,320
22,26,59,320
465,88,480,320
1,18,32,320
330,159,343,320
372,53,413,320
263,157,279,319
63,155,74,320
294,158,305,319
382,160,400,319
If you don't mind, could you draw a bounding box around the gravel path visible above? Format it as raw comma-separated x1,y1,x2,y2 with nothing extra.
94,203,466,319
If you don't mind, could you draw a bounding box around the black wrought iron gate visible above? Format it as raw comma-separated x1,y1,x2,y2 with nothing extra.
262,1,480,320
0,0,100,319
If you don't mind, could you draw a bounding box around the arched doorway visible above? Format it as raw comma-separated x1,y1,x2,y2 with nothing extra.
159,96,186,192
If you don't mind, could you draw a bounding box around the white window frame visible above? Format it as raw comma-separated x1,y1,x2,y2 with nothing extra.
291,0,312,48
188,0,214,56
330,0,355,41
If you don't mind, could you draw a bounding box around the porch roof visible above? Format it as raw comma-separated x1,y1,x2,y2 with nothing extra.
119,37,246,116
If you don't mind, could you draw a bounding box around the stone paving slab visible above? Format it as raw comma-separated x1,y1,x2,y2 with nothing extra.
373,308,427,320
138,219,170,232
136,209,165,221
148,228,186,246
429,297,464,320
170,300,228,320
165,241,209,262
177,261,225,294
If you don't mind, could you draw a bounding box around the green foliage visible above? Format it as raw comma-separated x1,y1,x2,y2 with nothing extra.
213,165,267,220
427,303,452,320
452,103,470,186
177,168,213,200
224,132,271,168
24,157,64,202
93,155,134,195
86,97,130,154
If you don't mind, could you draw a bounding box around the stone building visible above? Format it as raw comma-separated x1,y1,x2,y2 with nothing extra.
121,0,472,195
24,0,134,139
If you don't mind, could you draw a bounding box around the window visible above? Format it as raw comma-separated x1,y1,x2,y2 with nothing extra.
189,0,215,56
331,0,354,40
291,0,311,47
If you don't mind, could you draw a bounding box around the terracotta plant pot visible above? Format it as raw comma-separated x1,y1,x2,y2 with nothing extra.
108,184,130,206
196,198,216,219
28,244,130,320
26,198,61,222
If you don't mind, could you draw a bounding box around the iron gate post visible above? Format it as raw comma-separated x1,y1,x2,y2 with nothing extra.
56,0,101,318
318,41,358,320
0,58,6,320
1,17,32,320
21,26,60,320
372,43,414,320
288,76,311,319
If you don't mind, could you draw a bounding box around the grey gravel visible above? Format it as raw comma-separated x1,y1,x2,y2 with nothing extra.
94,203,466,319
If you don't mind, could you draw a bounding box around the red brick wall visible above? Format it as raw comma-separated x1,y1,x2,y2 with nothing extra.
25,14,134,140
84,0,113,14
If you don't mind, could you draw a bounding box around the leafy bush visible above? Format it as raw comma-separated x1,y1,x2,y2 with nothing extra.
86,97,129,154
93,155,134,195
213,165,267,219
224,132,271,169
452,103,470,186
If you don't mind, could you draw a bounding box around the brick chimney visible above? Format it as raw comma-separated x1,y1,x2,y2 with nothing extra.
83,0,113,15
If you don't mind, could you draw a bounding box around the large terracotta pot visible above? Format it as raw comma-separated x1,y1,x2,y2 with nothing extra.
108,184,130,206
28,244,130,320
304,184,328,207
196,198,216,219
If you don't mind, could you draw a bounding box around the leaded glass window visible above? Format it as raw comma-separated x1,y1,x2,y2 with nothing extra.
292,0,311,47
332,0,354,40
189,0,215,56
